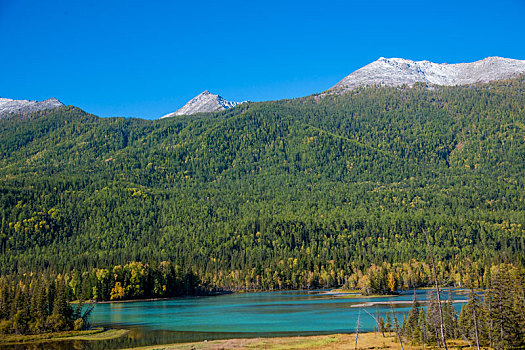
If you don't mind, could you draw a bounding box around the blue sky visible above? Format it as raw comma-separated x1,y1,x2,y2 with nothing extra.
1,0,524,119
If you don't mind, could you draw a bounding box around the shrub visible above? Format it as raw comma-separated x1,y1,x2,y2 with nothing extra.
0,319,12,334
73,318,84,331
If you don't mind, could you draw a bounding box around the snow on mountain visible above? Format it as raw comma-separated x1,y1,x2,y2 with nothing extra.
161,91,245,118
329,57,525,92
0,97,64,119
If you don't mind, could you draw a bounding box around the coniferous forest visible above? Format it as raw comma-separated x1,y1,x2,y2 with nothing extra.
0,77,524,341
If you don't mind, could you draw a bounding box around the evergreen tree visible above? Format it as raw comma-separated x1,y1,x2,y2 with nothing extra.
404,296,421,343
385,312,392,333
378,315,386,336
443,290,458,339
458,291,485,349
418,308,427,346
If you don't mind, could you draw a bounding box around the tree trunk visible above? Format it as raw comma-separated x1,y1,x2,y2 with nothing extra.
377,306,384,337
390,304,405,350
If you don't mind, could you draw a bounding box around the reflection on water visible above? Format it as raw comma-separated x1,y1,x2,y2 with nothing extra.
1,289,467,350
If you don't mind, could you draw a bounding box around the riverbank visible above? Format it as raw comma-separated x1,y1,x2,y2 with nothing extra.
0,328,129,346
79,288,421,305
126,332,469,350
74,291,233,305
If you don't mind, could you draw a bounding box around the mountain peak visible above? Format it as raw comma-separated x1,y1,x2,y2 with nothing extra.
0,97,64,119
330,56,525,92
161,91,245,118
44,97,62,104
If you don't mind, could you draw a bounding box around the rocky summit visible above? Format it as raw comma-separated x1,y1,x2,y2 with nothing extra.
161,90,245,118
0,97,64,119
329,56,525,92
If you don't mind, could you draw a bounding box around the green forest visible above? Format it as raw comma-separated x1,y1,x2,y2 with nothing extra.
0,77,525,336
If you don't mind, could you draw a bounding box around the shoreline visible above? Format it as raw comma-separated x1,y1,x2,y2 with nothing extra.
81,287,466,305
123,332,469,350
82,291,233,304
350,299,469,307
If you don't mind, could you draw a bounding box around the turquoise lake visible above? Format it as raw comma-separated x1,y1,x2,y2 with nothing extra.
4,289,467,349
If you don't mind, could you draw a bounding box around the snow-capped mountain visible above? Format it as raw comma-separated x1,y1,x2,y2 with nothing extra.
161,91,245,118
0,97,64,118
329,56,525,92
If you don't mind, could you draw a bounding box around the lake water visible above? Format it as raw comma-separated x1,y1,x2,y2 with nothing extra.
4,289,467,350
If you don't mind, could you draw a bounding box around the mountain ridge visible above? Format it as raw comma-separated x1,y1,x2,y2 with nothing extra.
162,56,525,119
0,97,64,119
329,56,525,92
3,56,525,120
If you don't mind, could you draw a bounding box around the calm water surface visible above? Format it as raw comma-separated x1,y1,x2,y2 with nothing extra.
6,289,467,350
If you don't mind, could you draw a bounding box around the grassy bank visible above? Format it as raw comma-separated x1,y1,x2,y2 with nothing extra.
0,328,129,346
126,332,470,350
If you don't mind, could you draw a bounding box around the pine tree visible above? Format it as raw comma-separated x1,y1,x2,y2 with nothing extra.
426,290,442,346
485,264,525,349
378,315,386,336
442,290,458,339
46,280,72,332
459,291,485,349
0,279,11,320
405,296,421,343
418,308,427,346
385,312,392,333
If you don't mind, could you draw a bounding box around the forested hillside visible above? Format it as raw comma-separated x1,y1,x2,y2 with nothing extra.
1,77,524,292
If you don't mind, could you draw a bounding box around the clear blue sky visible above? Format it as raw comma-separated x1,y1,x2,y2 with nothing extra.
1,0,524,119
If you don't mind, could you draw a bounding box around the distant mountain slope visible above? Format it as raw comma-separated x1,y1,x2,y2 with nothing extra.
0,77,524,291
161,90,245,118
330,56,525,92
0,97,63,118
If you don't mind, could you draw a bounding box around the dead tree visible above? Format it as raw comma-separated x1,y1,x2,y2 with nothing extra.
364,307,381,337
390,303,405,350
